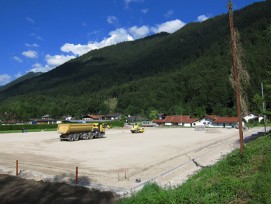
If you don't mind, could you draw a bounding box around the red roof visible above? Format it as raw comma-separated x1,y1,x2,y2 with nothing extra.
214,117,238,123
164,115,190,123
152,119,165,123
163,115,199,123
184,118,200,123
205,115,220,120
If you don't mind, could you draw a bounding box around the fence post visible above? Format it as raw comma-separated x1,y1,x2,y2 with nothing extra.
75,166,78,186
16,160,18,176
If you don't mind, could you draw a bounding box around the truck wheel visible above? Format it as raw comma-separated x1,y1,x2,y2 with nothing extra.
98,133,104,138
74,135,79,141
68,135,73,141
90,133,95,139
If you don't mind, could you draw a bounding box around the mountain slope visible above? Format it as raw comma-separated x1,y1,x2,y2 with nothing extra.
0,1,270,120
0,72,42,92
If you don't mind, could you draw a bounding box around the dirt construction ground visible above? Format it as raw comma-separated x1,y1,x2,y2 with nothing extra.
0,126,268,196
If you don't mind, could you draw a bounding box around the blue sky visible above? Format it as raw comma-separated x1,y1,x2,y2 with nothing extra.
0,0,263,85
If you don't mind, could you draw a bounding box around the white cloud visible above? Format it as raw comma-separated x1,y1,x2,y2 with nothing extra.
197,15,209,22
141,8,148,14
61,20,186,56
22,50,38,58
45,54,75,67
129,25,150,39
123,0,144,4
61,28,134,55
107,16,118,25
61,43,97,56
0,74,11,85
29,63,51,73
152,19,186,34
123,0,144,8
30,33,43,41
15,72,23,78
26,17,35,24
29,54,75,73
25,43,39,48
28,19,187,74
164,10,174,18
13,56,23,63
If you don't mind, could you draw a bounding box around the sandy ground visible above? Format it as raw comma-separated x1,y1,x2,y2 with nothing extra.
0,126,268,195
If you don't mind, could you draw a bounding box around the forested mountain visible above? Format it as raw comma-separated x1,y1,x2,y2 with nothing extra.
0,72,42,92
0,1,270,121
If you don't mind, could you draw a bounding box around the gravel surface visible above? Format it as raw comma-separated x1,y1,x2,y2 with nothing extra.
0,126,267,196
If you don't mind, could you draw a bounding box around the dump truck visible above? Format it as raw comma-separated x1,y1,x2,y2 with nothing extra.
57,123,106,141
130,123,144,133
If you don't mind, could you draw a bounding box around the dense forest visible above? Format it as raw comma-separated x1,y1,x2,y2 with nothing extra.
0,1,270,122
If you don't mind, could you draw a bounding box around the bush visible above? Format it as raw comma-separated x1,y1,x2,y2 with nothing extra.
106,120,125,128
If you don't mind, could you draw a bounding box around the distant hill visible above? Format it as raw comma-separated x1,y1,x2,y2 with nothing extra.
0,1,270,120
0,72,42,92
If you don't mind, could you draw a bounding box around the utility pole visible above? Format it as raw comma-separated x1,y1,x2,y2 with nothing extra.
261,82,267,133
228,0,244,154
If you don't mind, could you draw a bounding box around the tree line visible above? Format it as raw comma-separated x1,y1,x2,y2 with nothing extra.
0,1,270,122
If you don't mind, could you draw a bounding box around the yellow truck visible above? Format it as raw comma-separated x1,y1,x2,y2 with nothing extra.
57,123,106,141
130,123,144,133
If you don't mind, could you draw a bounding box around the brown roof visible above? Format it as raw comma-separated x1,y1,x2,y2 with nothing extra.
214,117,238,123
184,118,200,123
205,115,220,120
152,119,165,123
84,114,103,119
163,115,199,123
164,115,190,123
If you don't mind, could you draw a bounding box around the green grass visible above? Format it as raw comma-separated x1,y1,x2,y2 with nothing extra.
121,132,271,204
106,120,125,128
0,124,57,131
0,128,57,134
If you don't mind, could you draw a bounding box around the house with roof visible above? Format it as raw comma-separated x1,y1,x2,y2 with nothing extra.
31,117,56,125
164,115,189,126
152,119,165,126
102,113,122,120
197,115,220,127
243,113,263,123
212,117,239,128
158,113,167,120
154,115,200,127
152,115,241,128
127,115,147,123
42,114,51,120
82,114,103,121
182,117,201,127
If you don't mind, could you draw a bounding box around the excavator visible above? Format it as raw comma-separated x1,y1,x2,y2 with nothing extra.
130,123,144,133
57,123,106,141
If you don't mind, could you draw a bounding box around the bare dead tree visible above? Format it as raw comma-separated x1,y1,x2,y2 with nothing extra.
229,29,250,116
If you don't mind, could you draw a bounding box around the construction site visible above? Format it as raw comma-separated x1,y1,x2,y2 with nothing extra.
0,126,267,195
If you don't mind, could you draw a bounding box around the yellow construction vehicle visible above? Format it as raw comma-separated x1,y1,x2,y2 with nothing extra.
130,123,144,133
57,123,106,141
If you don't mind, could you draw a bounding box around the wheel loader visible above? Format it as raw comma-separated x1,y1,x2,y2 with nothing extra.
130,123,144,133
57,123,106,141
